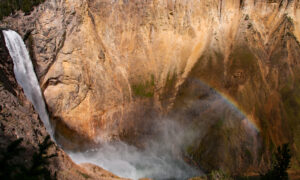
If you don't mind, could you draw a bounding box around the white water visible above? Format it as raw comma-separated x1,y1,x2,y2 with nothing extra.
70,120,201,180
2,29,201,179
1,29,257,180
3,30,54,139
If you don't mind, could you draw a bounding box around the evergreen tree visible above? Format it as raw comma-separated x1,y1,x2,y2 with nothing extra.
0,135,57,180
261,143,291,180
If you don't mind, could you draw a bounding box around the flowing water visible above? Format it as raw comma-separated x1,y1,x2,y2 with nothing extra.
3,30,54,139
2,29,260,180
2,29,201,180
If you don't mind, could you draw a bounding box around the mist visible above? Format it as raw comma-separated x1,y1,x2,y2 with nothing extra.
69,119,202,180
68,79,260,180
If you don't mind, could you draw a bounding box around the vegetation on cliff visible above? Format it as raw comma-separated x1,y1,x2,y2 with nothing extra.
1,0,300,178
0,0,45,20
0,135,57,180
131,74,155,98
261,144,291,180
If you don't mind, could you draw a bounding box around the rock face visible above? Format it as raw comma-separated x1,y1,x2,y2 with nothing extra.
0,29,128,180
2,0,300,175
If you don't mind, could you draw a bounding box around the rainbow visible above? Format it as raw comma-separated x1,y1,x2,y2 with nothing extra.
217,91,260,132
187,78,261,132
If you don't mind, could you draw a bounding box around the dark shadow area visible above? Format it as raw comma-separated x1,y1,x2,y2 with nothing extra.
0,0,46,20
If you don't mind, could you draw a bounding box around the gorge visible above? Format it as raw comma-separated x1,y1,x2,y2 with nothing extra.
1,0,300,179
3,29,201,179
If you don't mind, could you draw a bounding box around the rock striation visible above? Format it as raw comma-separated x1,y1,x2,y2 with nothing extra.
1,0,300,175
0,28,128,180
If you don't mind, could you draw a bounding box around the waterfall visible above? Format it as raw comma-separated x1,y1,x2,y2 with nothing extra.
3,30,54,139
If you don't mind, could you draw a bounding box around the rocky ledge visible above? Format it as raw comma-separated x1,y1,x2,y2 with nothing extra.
0,30,128,180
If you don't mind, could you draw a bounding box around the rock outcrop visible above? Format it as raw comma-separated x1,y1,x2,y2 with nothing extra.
0,29,128,180
1,0,300,176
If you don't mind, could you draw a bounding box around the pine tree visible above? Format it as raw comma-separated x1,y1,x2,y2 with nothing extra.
261,143,291,180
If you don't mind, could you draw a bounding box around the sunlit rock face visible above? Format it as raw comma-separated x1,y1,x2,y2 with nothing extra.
2,0,300,175
0,31,129,180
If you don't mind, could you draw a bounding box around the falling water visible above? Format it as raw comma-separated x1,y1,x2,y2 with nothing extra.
3,30,54,139
1,29,201,179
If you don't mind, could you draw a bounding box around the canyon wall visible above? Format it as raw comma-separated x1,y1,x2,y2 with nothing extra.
0,32,128,180
2,0,300,175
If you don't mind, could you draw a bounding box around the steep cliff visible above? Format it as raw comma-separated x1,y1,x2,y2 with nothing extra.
0,26,129,180
1,0,300,176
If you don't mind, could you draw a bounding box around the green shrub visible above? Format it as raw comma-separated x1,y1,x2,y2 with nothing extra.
131,74,155,98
